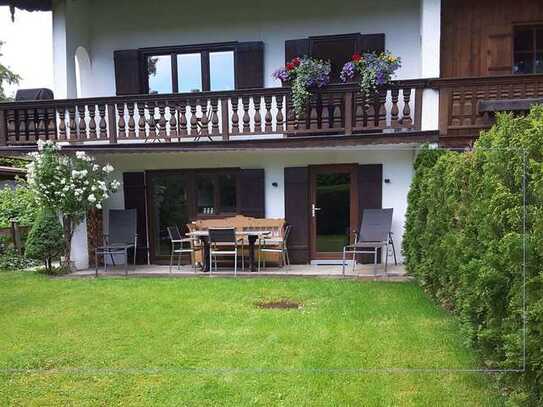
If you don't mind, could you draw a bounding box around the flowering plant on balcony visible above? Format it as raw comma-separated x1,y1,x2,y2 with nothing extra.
26,140,120,271
273,56,331,119
340,51,401,96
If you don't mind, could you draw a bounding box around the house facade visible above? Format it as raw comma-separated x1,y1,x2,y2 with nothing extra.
0,0,541,270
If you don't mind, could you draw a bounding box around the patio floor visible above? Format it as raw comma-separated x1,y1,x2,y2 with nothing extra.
67,263,410,281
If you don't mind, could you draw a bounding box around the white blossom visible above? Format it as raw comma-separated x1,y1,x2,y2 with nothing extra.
88,194,96,203
103,164,114,174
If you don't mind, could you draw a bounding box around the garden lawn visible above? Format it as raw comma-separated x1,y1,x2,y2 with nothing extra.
0,272,503,406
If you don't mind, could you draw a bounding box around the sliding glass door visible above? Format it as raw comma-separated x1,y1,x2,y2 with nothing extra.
148,173,190,258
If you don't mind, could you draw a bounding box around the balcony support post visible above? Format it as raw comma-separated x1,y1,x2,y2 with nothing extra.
107,103,117,144
438,87,450,139
0,109,6,146
414,88,424,130
221,98,230,141
344,92,353,135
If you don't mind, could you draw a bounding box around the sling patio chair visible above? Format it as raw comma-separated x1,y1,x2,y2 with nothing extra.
167,225,201,272
341,208,397,276
95,209,138,277
258,224,292,272
208,228,243,275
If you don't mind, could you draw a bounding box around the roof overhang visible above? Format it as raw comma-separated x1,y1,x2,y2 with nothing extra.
0,131,439,155
0,0,52,21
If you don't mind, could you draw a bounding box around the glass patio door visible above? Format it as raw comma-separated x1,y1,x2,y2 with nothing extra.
310,165,358,260
148,173,190,261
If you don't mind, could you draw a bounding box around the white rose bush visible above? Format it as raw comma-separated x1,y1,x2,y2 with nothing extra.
27,140,120,270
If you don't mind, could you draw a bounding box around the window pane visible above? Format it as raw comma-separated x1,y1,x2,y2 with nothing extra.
514,52,534,74
210,51,235,91
219,174,237,212
150,175,189,256
147,55,172,94
514,28,533,52
177,53,202,92
197,176,215,215
537,28,543,50
536,53,543,74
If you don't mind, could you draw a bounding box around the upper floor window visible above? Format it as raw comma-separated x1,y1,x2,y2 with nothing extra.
513,25,543,74
146,47,235,94
114,42,263,96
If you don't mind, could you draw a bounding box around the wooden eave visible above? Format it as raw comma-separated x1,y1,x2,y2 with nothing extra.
0,0,52,12
0,131,438,155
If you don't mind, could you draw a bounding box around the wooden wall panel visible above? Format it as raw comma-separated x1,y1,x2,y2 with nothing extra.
441,0,543,78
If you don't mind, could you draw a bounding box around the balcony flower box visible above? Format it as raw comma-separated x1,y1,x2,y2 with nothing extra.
273,56,331,119
341,51,401,96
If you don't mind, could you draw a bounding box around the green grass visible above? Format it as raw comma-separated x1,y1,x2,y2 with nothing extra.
0,271,503,406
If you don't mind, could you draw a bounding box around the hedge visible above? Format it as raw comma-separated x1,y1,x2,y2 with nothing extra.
0,186,38,229
403,106,543,405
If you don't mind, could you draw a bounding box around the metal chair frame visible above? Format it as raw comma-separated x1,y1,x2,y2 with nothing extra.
167,225,200,272
208,228,242,275
341,209,397,276
258,224,292,271
95,209,138,277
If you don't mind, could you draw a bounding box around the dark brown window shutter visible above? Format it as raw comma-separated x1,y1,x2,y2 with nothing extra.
123,172,148,264
284,167,309,264
114,49,143,96
485,26,513,75
358,164,383,263
310,34,359,82
234,42,264,89
285,38,310,62
357,34,386,54
239,169,265,218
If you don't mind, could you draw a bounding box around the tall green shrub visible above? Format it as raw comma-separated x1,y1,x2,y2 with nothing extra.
403,106,543,405
25,209,64,273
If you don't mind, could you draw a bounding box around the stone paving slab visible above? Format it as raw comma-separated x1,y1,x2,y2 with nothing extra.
63,264,411,282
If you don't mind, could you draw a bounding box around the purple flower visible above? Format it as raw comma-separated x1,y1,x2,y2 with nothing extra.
375,70,385,85
340,61,356,82
272,67,289,82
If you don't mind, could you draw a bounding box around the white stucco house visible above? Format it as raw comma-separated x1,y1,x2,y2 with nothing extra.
0,0,444,270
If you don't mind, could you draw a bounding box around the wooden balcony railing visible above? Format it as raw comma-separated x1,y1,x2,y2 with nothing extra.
434,74,543,146
0,80,428,147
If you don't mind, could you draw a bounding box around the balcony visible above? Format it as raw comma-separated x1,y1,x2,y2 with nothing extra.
435,74,543,146
0,80,430,150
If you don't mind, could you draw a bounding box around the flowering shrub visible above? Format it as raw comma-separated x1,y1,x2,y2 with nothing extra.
273,56,331,119
340,51,401,96
26,140,120,269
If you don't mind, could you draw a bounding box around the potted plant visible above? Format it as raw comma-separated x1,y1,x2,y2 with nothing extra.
340,51,401,96
273,56,331,119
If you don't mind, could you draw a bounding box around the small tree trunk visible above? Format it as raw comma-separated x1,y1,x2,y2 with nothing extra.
62,215,75,271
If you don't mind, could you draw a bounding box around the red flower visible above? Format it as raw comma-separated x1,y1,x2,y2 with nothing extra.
286,62,295,71
291,57,301,67
352,53,362,62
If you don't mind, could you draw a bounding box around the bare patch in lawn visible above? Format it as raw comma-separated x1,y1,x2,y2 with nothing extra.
256,299,302,309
